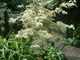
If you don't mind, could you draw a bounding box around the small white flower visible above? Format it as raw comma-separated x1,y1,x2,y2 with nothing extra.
9,18,16,23
17,5,24,8
36,22,43,27
23,35,28,39
42,14,44,15
26,5,28,8
70,25,74,28
69,25,75,30
57,21,60,24
73,0,76,3
15,34,20,37
31,45,40,48
61,3,66,7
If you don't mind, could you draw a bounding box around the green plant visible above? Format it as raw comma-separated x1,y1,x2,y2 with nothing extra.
0,35,37,60
69,24,80,47
41,47,66,60
0,8,6,36
0,34,66,60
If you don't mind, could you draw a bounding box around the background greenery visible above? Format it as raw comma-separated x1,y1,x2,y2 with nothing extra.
0,0,32,11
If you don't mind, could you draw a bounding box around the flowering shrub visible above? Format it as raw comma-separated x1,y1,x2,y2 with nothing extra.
8,0,76,54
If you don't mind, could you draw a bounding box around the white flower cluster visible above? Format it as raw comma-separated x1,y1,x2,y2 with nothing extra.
69,24,75,30
54,8,67,15
57,21,69,34
19,6,53,29
9,18,16,23
30,44,40,54
9,16,21,23
17,5,24,8
57,21,69,28
57,21,75,35
60,2,76,8
69,0,76,3
52,1,76,15
14,0,76,54
15,28,35,39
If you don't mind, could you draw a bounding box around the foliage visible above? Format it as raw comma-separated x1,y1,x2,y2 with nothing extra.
0,36,36,60
69,24,80,47
65,24,80,48
41,47,66,60
0,8,6,36
0,35,66,60
0,0,33,11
